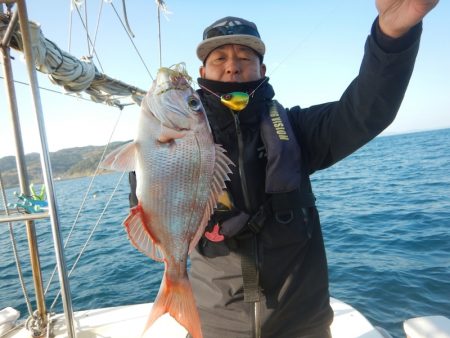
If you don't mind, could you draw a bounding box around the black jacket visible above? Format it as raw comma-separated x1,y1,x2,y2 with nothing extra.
187,19,422,338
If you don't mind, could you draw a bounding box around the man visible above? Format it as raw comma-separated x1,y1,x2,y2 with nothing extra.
188,1,439,338
130,1,439,337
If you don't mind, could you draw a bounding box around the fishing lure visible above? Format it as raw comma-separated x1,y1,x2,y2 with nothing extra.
220,92,250,111
199,78,267,111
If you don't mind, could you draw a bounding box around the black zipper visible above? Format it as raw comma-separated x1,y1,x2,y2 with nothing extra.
231,109,261,338
231,110,252,212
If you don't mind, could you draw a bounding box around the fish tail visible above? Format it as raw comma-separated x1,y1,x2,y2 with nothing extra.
142,273,203,338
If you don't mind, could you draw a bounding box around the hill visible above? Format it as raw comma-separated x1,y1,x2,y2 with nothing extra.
0,141,129,189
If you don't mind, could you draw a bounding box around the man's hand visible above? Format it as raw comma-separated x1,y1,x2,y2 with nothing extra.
376,0,439,38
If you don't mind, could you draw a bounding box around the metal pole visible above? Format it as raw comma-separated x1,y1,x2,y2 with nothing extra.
0,212,50,223
1,5,18,46
15,1,76,336
0,9,47,330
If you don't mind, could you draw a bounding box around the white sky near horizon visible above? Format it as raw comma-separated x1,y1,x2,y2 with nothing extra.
0,0,449,158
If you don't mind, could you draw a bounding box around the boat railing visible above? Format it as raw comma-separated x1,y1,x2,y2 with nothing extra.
0,1,75,337
0,0,157,335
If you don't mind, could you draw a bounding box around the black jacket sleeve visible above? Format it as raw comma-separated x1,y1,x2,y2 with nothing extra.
289,18,422,173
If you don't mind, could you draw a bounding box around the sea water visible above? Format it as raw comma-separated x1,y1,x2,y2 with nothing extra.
1,128,449,338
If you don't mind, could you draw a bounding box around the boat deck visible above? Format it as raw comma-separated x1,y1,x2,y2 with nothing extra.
3,297,389,338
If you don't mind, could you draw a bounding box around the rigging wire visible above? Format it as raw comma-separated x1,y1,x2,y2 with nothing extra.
44,107,126,296
68,0,73,52
0,75,135,108
49,171,127,311
0,172,34,318
109,2,153,80
89,0,105,58
70,0,105,73
42,0,174,301
84,0,89,53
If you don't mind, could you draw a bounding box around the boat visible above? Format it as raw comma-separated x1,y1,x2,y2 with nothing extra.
1,1,449,337
2,299,450,338
0,298,396,338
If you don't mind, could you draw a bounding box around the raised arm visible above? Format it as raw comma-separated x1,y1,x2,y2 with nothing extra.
290,2,439,173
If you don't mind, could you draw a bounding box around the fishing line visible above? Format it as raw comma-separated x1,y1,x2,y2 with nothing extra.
265,2,343,81
157,2,162,67
156,0,170,68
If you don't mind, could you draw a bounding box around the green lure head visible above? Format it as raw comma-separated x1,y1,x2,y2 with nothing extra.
220,92,249,111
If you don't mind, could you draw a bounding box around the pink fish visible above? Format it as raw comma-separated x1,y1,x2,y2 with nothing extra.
101,63,233,338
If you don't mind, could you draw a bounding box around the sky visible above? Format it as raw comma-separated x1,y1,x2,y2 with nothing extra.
0,0,449,158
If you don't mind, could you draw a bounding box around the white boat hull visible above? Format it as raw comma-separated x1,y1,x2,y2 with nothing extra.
2,297,391,338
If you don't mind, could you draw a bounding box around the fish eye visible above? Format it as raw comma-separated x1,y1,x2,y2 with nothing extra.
188,96,202,111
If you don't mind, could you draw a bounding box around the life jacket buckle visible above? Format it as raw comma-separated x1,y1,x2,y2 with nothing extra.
275,210,294,224
246,206,267,234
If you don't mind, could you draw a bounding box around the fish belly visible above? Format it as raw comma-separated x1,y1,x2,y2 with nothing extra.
136,128,215,259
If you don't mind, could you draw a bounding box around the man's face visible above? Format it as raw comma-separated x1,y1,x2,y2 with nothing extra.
200,44,266,83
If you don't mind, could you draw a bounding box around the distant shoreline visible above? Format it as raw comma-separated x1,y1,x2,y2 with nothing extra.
0,142,128,189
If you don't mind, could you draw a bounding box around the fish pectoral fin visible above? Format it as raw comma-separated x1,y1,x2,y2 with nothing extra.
188,144,234,254
158,124,186,143
124,205,164,262
100,141,137,172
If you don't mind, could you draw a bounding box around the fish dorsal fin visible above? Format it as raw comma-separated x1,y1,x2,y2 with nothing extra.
188,144,234,254
100,141,137,172
124,205,164,262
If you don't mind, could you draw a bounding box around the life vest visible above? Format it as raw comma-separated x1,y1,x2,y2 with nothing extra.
201,100,316,255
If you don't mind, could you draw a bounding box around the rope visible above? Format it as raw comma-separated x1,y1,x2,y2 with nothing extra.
121,0,135,38
0,13,146,107
0,172,34,318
